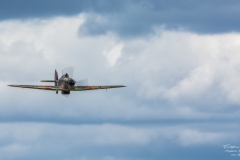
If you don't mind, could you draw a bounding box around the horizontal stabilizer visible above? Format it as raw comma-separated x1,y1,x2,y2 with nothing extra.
40,80,58,82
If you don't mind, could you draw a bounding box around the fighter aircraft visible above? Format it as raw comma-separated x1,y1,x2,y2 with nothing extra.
8,66,126,97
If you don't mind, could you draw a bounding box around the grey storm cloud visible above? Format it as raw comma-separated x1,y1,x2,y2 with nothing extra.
1,0,240,37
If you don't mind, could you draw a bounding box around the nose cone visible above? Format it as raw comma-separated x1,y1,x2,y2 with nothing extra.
69,79,75,86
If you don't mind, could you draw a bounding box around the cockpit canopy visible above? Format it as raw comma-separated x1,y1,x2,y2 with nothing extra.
63,73,69,78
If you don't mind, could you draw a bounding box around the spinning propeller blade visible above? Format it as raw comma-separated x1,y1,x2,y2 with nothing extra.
75,79,88,86
62,66,74,78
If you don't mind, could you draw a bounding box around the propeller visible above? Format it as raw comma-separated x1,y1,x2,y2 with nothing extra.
60,93,70,99
60,66,88,98
75,78,88,86
62,66,74,78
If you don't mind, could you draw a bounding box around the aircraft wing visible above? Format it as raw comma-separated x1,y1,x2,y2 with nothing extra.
8,85,63,91
72,85,126,91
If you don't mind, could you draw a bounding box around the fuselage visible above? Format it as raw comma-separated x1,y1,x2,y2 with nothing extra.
58,73,75,94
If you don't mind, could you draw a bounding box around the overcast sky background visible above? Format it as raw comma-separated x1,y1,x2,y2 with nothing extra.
1,0,240,159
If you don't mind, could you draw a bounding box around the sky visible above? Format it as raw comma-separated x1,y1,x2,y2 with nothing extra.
1,0,240,159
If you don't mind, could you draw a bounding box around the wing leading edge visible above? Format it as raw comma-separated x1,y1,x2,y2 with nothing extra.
8,85,62,91
72,85,126,91
8,85,126,91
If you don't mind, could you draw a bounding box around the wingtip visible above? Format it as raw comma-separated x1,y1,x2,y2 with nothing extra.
8,84,20,87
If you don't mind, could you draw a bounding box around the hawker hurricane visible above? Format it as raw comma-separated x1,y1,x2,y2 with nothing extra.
8,66,126,97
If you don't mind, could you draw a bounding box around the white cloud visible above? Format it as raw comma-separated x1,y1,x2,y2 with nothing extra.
116,31,240,105
1,13,240,159
165,65,213,100
103,43,123,66
0,15,240,118
177,129,225,146
1,14,240,106
1,14,240,118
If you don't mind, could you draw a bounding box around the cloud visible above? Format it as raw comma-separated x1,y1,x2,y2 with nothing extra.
77,0,240,37
0,122,236,160
103,43,123,66
1,0,240,37
1,14,240,117
177,129,224,146
1,14,240,159
1,14,240,114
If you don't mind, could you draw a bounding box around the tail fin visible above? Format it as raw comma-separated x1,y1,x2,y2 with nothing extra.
40,69,59,94
55,69,58,94
40,80,57,82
